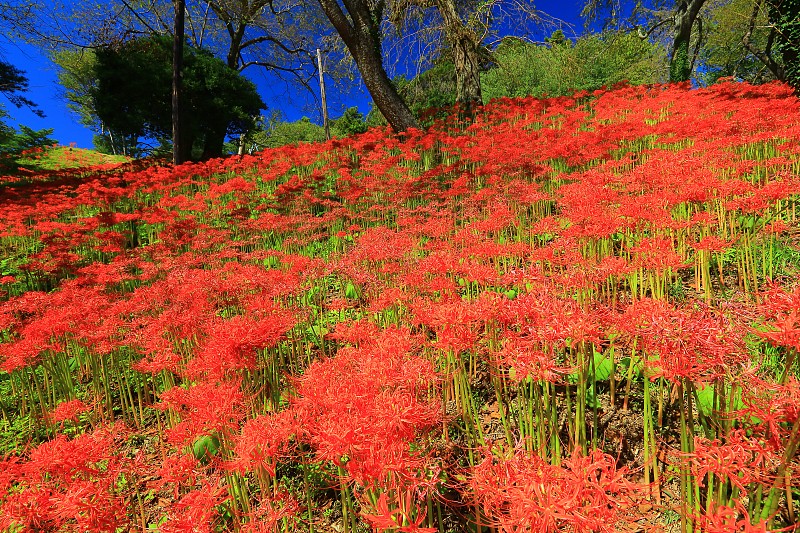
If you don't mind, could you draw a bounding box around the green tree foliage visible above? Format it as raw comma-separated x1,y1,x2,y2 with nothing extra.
366,31,665,125
0,124,55,154
700,0,776,84
236,108,367,153
580,0,710,82
698,0,799,89
481,31,667,101
364,60,468,127
331,107,368,137
52,49,97,129
0,60,42,116
249,116,326,150
769,0,800,89
398,61,458,117
92,35,265,160
52,49,136,156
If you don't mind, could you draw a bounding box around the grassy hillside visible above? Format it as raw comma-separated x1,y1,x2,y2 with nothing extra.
0,82,799,533
1,145,129,184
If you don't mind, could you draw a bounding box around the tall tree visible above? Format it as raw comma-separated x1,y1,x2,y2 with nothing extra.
21,0,326,148
696,0,798,87
582,0,709,82
51,49,139,155
316,0,418,132
92,35,265,159
669,0,706,80
390,0,487,111
173,0,186,164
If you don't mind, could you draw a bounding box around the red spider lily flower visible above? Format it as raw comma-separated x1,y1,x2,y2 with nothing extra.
52,479,127,532
152,453,203,498
689,430,778,493
757,282,800,352
22,428,119,481
1,426,132,532
503,292,604,349
0,456,21,495
469,446,640,533
740,376,800,449
629,237,688,272
231,409,298,476
411,298,484,354
47,398,91,424
157,380,245,446
327,318,382,346
292,326,441,491
498,333,571,384
240,491,301,533
618,298,746,383
692,235,732,253
159,481,227,533
0,486,57,532
361,490,437,533
186,311,295,380
692,501,777,533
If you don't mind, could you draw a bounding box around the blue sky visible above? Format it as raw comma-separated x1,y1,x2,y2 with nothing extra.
0,1,587,149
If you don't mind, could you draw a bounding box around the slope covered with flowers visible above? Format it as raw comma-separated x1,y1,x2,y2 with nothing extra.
1,81,799,533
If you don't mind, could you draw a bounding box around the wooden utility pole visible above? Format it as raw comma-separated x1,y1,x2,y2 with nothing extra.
172,0,185,164
317,48,330,140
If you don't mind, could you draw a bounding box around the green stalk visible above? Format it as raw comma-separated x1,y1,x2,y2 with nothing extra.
549,381,560,464
576,346,587,452
303,460,315,533
590,346,598,450
678,381,693,533
642,371,660,503
760,416,800,526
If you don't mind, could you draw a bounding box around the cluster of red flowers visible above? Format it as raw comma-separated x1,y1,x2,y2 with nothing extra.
1,81,799,532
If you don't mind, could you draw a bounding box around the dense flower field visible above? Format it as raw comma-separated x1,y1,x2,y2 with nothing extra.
1,81,799,533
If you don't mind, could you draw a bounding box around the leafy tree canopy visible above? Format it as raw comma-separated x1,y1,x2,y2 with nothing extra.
236,108,368,154
246,116,326,151
0,60,42,117
92,35,265,160
331,107,368,137
700,0,775,84
770,0,800,90
481,31,668,101
367,29,666,126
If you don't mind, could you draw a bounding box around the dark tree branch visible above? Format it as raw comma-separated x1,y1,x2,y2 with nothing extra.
637,16,672,39
743,0,784,79
240,33,308,56
118,0,161,35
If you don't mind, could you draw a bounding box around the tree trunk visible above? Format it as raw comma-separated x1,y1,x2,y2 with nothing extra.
317,0,418,132
201,127,227,159
354,42,419,131
172,0,185,164
436,0,482,110
669,0,706,82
